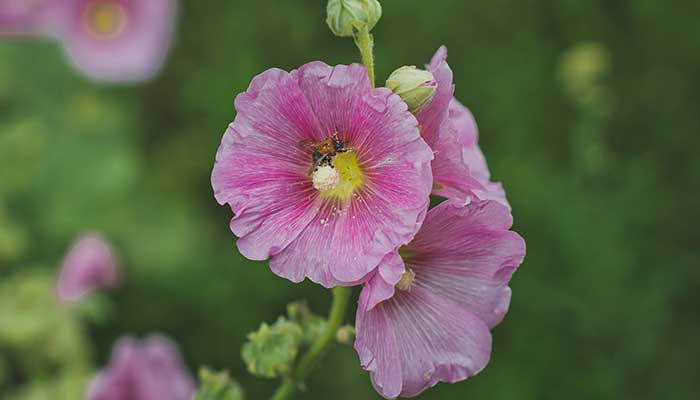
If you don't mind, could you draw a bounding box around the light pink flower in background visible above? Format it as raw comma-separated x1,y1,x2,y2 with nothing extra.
0,0,57,35
56,233,119,303
56,0,177,83
87,335,195,400
417,46,508,207
212,62,433,288
354,200,526,398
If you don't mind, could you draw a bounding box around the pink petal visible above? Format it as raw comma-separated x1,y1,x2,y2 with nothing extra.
419,46,486,201
212,68,324,261
448,99,510,208
430,120,486,201
416,46,453,148
407,201,526,328
355,284,492,399
87,335,194,400
359,252,405,311
56,233,119,304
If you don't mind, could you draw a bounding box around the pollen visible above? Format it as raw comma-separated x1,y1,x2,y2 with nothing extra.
396,269,416,291
318,151,364,200
312,165,341,192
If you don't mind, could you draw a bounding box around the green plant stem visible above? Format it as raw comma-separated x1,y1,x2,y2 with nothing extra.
353,26,376,87
270,286,352,400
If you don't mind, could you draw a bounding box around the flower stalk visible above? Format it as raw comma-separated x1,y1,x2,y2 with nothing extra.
353,26,375,87
270,286,352,400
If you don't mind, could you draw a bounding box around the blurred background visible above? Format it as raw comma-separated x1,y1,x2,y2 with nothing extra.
1,0,699,399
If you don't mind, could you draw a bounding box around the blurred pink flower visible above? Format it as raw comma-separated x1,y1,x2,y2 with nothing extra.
56,0,177,82
87,335,195,400
56,233,119,303
0,0,58,35
418,46,508,207
354,200,526,398
211,62,433,288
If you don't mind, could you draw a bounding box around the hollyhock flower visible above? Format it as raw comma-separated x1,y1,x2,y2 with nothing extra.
56,233,119,304
0,0,57,35
87,335,195,400
55,0,177,82
354,200,526,398
417,46,508,207
211,62,433,288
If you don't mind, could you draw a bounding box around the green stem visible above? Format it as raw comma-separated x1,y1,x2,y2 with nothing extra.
353,26,376,87
270,286,352,400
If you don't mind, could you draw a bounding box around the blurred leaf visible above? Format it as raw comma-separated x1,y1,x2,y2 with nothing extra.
241,317,303,379
0,270,92,373
286,301,328,345
195,367,245,400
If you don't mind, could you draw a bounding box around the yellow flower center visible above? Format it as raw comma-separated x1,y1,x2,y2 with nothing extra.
315,151,364,200
396,269,416,291
84,1,126,38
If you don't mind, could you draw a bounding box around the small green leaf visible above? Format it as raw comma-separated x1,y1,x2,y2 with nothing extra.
241,317,303,379
286,302,328,345
194,368,244,400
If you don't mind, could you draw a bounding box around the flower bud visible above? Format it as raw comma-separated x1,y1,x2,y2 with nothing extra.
386,66,438,114
326,0,382,37
336,325,356,345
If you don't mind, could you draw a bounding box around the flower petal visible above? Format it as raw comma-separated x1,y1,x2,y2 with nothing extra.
430,120,486,201
360,252,406,311
448,99,510,208
407,201,526,328
355,284,492,399
212,68,324,261
56,233,118,303
416,46,453,148
87,335,194,400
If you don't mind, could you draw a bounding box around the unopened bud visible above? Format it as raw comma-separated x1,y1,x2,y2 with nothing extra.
326,0,382,37
336,325,356,345
386,66,437,114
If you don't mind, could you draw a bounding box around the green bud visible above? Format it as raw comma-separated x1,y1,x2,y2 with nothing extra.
326,0,382,37
335,325,356,345
241,317,303,379
195,368,244,400
558,41,611,112
386,66,438,114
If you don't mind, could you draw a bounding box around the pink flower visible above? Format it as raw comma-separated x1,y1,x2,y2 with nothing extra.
87,335,195,400
55,0,177,82
56,233,119,304
211,62,434,288
418,46,508,207
354,200,526,398
0,0,57,35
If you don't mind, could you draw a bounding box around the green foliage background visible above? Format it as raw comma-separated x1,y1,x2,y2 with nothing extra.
1,0,699,398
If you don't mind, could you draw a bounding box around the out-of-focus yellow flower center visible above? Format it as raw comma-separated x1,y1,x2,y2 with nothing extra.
396,269,416,291
316,151,364,200
85,1,126,38
396,247,417,291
